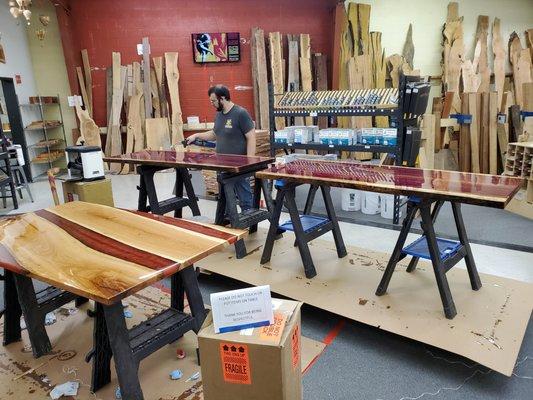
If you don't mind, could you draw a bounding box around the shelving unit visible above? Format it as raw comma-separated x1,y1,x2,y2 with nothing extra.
505,142,533,202
20,95,67,174
268,76,417,224
1,77,32,180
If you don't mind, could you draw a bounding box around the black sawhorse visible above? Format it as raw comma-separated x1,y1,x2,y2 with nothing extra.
260,182,347,278
215,171,273,258
2,270,88,358
375,197,482,319
137,165,201,218
87,265,206,400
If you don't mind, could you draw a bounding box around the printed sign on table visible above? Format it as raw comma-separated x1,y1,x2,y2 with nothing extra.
211,285,274,334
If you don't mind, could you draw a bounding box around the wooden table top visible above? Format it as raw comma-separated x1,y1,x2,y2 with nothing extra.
104,150,274,173
0,202,247,305
256,160,523,208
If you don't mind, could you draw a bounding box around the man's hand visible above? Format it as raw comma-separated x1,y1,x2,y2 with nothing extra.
186,134,197,145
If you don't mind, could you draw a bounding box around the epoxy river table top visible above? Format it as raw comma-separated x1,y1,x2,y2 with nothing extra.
0,202,247,305
257,159,523,208
104,150,274,173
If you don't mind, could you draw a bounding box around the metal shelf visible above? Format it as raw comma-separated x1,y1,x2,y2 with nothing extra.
24,123,63,131
20,93,67,172
272,142,397,153
31,153,65,164
268,77,415,225
19,103,59,107
28,139,64,149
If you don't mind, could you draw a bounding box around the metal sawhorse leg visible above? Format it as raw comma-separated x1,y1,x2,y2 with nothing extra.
214,172,272,259
88,266,206,399
2,270,88,358
375,197,481,319
137,165,201,217
261,182,346,278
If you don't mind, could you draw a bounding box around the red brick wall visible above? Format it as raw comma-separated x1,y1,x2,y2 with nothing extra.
57,0,336,127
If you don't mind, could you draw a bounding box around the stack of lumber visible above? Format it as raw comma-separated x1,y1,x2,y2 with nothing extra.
75,41,184,174
333,3,418,160
435,2,533,174
250,28,328,132
26,120,61,130
255,129,271,157
455,92,498,174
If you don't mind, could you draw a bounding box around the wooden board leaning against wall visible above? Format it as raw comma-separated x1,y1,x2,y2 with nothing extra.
72,40,188,174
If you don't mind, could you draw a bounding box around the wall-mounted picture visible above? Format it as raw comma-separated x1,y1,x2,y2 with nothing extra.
192,32,240,63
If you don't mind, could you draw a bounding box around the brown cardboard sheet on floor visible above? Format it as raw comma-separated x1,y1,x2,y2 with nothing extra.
195,229,533,377
0,286,324,399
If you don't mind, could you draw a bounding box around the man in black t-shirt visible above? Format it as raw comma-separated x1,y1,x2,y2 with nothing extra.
186,85,256,211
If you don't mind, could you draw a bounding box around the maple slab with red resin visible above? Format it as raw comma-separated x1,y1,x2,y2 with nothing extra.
0,202,247,305
257,160,523,208
104,150,274,173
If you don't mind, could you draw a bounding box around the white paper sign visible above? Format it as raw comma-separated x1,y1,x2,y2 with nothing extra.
210,285,274,334
67,95,82,107
137,43,143,55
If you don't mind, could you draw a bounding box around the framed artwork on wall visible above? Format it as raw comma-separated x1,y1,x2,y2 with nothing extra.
191,32,240,63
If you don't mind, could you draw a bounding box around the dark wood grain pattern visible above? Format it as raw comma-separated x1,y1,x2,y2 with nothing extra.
0,202,247,304
104,150,274,173
257,160,523,208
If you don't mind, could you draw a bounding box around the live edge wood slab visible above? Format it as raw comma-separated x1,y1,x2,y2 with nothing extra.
257,159,523,208
0,202,247,305
104,150,274,173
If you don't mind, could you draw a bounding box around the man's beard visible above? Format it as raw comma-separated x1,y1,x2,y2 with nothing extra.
216,103,223,112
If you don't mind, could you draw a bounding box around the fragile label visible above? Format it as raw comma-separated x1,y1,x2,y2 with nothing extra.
220,342,251,384
259,312,287,342
291,324,300,370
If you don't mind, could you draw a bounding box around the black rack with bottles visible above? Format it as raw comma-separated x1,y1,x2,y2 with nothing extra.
267,73,429,224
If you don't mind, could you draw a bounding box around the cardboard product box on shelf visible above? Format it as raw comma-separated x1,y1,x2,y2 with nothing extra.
198,299,303,400
61,178,114,206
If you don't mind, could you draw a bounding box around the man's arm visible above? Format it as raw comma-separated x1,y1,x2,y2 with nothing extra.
186,130,216,144
244,129,256,156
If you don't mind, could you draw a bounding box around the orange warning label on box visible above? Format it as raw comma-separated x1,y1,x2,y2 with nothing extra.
260,312,287,342
220,342,251,384
291,324,300,370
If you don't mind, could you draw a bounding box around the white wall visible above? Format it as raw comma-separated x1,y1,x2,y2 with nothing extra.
0,2,39,126
346,0,533,76
27,1,77,147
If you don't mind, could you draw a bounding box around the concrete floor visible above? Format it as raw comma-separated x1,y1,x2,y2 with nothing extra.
1,172,532,399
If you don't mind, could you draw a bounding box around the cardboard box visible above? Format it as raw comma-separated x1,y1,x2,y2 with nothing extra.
62,178,114,206
198,299,303,400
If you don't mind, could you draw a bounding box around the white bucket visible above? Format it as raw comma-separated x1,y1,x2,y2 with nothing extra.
380,195,407,219
361,192,381,214
13,144,25,166
341,189,361,211
380,194,395,219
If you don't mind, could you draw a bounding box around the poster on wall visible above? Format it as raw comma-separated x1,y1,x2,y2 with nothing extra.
191,32,240,63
